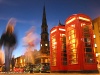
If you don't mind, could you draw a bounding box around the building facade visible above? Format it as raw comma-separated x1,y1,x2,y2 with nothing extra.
15,55,25,67
92,17,100,68
39,6,50,64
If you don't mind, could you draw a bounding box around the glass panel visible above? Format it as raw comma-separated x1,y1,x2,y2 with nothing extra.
85,48,92,52
67,25,78,64
70,50,77,60
84,33,90,37
51,35,57,66
70,44,76,49
85,53,93,58
70,39,76,44
83,25,89,33
70,29,74,35
71,49,77,53
85,58,94,63
52,58,57,66
85,53,94,63
70,54,77,59
84,38,91,47
61,35,67,65
69,59,78,64
82,25,94,63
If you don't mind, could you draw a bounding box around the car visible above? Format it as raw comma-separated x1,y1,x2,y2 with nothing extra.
33,64,40,73
40,64,50,73
24,64,34,73
13,67,24,72
34,63,50,73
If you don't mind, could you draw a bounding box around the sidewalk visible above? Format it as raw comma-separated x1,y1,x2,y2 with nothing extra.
0,73,100,75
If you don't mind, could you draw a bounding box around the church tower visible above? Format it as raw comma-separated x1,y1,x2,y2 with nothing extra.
40,6,49,55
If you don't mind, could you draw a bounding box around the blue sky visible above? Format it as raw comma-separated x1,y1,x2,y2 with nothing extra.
0,0,100,58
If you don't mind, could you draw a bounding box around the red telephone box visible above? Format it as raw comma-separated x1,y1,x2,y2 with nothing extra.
65,14,97,71
50,24,67,72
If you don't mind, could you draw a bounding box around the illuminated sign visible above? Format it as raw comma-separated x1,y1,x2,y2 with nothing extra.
79,16,90,21
59,28,65,31
51,29,57,34
66,17,76,24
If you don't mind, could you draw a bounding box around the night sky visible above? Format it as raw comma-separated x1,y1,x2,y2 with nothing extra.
0,0,100,58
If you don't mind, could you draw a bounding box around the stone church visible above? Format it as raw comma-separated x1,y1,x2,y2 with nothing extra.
35,6,50,64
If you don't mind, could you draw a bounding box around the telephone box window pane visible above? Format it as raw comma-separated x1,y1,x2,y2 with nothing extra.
69,59,78,64
85,43,91,47
83,25,90,37
51,35,57,66
69,53,78,64
83,25,89,33
62,61,67,65
70,30,75,35
70,44,76,49
85,53,93,58
70,39,76,44
85,48,92,52
52,58,56,66
84,33,90,37
84,38,91,47
85,58,94,63
70,49,77,54
85,53,94,63
61,35,67,65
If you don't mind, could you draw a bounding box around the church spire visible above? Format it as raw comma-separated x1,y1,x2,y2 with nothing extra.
42,5,47,26
40,5,49,55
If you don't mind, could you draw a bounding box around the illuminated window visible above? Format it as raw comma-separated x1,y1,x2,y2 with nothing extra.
95,44,97,47
67,26,78,64
20,59,22,63
79,16,90,21
24,59,25,62
93,35,96,38
82,25,94,63
41,44,42,47
45,44,48,46
61,35,67,65
51,35,57,66
85,53,94,63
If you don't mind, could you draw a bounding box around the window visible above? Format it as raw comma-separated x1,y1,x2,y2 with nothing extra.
85,53,94,63
82,24,94,63
61,35,67,65
51,35,57,66
45,44,48,46
67,26,78,64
